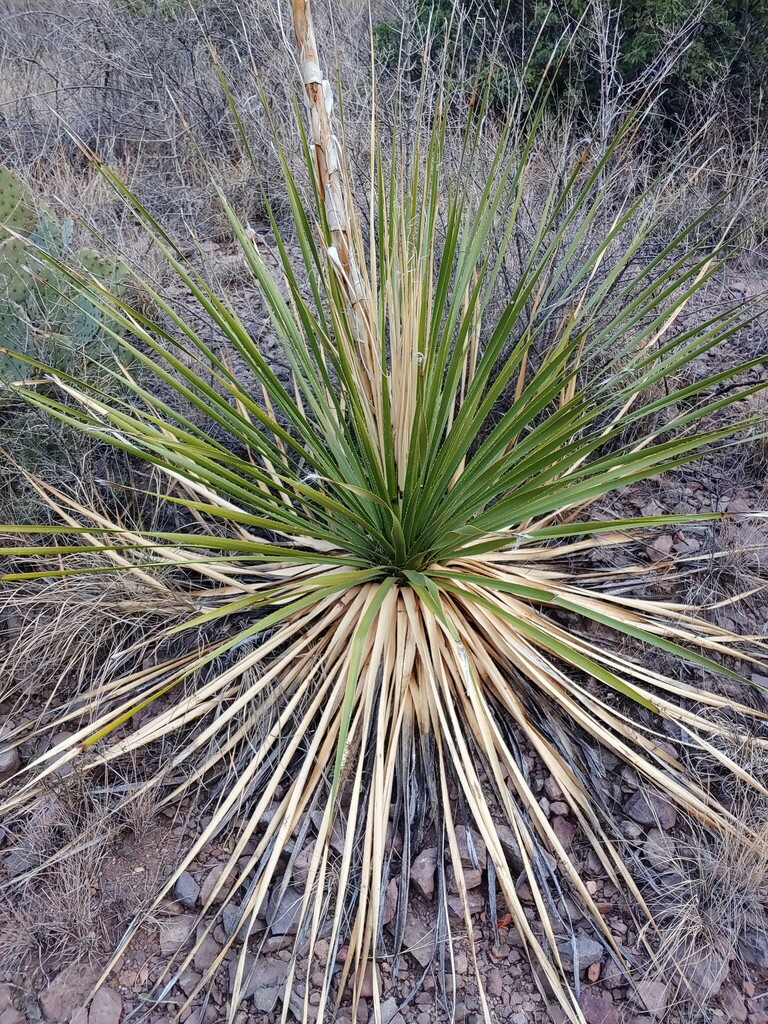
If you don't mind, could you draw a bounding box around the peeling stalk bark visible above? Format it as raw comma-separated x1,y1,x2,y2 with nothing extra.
292,0,362,305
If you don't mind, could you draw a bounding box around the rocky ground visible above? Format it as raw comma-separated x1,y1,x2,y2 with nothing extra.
0,261,766,1024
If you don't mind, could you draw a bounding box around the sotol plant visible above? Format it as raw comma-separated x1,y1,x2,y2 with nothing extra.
1,5,767,1023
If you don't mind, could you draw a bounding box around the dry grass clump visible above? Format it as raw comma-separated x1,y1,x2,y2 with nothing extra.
0,770,168,975
687,518,768,631
639,699,768,1014
642,805,768,1014
739,391,768,480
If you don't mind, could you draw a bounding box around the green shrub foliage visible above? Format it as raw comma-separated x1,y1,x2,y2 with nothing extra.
376,0,768,127
0,167,127,388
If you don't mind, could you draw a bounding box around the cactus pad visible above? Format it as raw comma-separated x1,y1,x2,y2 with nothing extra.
0,171,127,396
0,168,37,240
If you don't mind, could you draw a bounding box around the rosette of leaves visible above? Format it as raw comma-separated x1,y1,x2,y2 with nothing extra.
1,10,767,1024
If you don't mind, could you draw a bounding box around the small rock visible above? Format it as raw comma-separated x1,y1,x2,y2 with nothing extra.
673,534,700,554
620,821,643,840
624,790,677,830
646,534,674,559
448,867,482,891
634,979,668,1019
725,497,752,513
290,845,314,885
552,816,576,848
550,801,569,816
739,921,768,966
402,914,434,968
379,997,400,1024
358,963,375,999
178,966,202,997
174,872,200,910
494,824,524,872
49,732,75,778
601,962,628,990
287,987,318,1023
382,879,398,926
641,500,665,517
222,901,256,943
557,931,604,968
229,955,288,1007
544,776,564,801
267,885,302,936
159,915,195,956
643,829,677,869
679,946,728,1001
193,931,220,973
3,850,34,878
446,891,484,918
0,745,20,781
579,990,618,1024
455,826,486,870
0,988,12,1014
38,965,100,1022
88,986,122,1024
719,985,748,1023
199,863,235,906
486,970,503,998
410,849,437,900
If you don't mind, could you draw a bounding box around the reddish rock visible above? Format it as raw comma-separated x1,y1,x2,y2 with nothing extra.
199,863,235,906
486,969,503,998
382,878,398,926
455,826,486,869
719,985,748,1023
88,986,122,1024
634,979,669,1018
358,963,376,998
446,891,484,918
646,535,674,559
579,990,618,1024
553,816,576,847
38,965,100,1022
681,947,728,1001
402,913,434,968
410,849,437,900
0,1010,25,1024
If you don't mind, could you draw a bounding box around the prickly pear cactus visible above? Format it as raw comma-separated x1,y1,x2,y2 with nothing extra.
0,166,127,392
0,167,37,241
